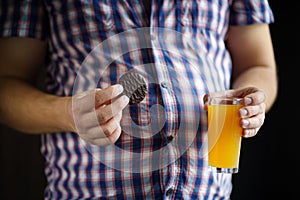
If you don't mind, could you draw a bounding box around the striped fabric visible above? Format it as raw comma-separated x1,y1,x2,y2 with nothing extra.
0,0,274,199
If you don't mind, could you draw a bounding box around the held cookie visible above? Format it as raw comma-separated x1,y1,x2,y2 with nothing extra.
118,72,148,104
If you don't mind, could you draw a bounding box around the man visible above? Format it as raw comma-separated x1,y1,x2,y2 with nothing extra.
0,0,277,199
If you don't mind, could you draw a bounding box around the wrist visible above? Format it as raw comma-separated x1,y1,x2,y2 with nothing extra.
60,96,76,133
50,95,76,133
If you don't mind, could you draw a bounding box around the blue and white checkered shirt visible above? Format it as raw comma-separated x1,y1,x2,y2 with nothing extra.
0,0,274,199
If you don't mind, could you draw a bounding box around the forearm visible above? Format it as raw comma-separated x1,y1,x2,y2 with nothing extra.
231,66,278,112
0,77,74,134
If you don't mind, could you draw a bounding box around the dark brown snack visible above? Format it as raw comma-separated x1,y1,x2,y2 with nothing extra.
118,72,148,104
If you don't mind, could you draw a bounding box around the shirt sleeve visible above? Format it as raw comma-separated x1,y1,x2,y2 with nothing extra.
229,0,275,26
0,0,49,40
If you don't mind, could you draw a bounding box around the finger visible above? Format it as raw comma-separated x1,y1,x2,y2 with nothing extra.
79,112,123,139
95,84,124,107
99,115,122,137
240,113,265,129
113,112,122,123
106,125,122,144
203,94,210,110
75,95,128,130
244,90,266,106
239,103,266,118
243,128,259,138
96,95,129,124
203,94,209,103
89,126,122,146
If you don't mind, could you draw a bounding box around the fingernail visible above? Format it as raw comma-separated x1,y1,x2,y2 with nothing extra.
245,97,252,105
239,108,248,117
122,95,129,103
241,119,249,128
113,84,124,95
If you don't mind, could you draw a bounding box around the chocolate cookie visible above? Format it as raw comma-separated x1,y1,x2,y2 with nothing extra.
118,72,148,104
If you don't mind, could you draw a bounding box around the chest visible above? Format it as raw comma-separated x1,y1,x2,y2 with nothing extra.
43,0,231,32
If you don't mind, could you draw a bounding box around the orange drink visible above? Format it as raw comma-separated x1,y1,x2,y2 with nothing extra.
207,97,243,173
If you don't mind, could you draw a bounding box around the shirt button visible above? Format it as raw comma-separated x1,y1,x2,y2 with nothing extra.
167,135,173,143
161,81,168,88
166,187,174,196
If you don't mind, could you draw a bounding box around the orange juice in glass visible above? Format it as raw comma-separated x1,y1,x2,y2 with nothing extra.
207,97,243,173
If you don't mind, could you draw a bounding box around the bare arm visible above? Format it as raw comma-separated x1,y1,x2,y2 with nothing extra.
0,37,73,134
0,37,129,146
227,23,278,112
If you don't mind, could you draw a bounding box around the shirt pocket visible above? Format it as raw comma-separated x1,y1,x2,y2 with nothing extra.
176,0,226,33
44,0,115,31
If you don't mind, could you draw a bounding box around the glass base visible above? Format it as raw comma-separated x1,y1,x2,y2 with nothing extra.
209,166,238,174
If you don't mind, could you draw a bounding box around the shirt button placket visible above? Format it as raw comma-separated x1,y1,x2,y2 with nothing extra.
160,80,176,199
161,81,174,143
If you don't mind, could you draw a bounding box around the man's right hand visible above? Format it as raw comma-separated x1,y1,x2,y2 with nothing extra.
70,84,129,146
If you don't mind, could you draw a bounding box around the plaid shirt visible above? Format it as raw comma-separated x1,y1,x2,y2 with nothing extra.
0,0,274,199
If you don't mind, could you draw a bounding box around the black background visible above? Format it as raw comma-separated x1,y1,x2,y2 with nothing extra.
231,1,298,199
0,1,297,199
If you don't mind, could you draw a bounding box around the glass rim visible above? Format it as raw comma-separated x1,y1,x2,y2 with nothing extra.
208,96,244,105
